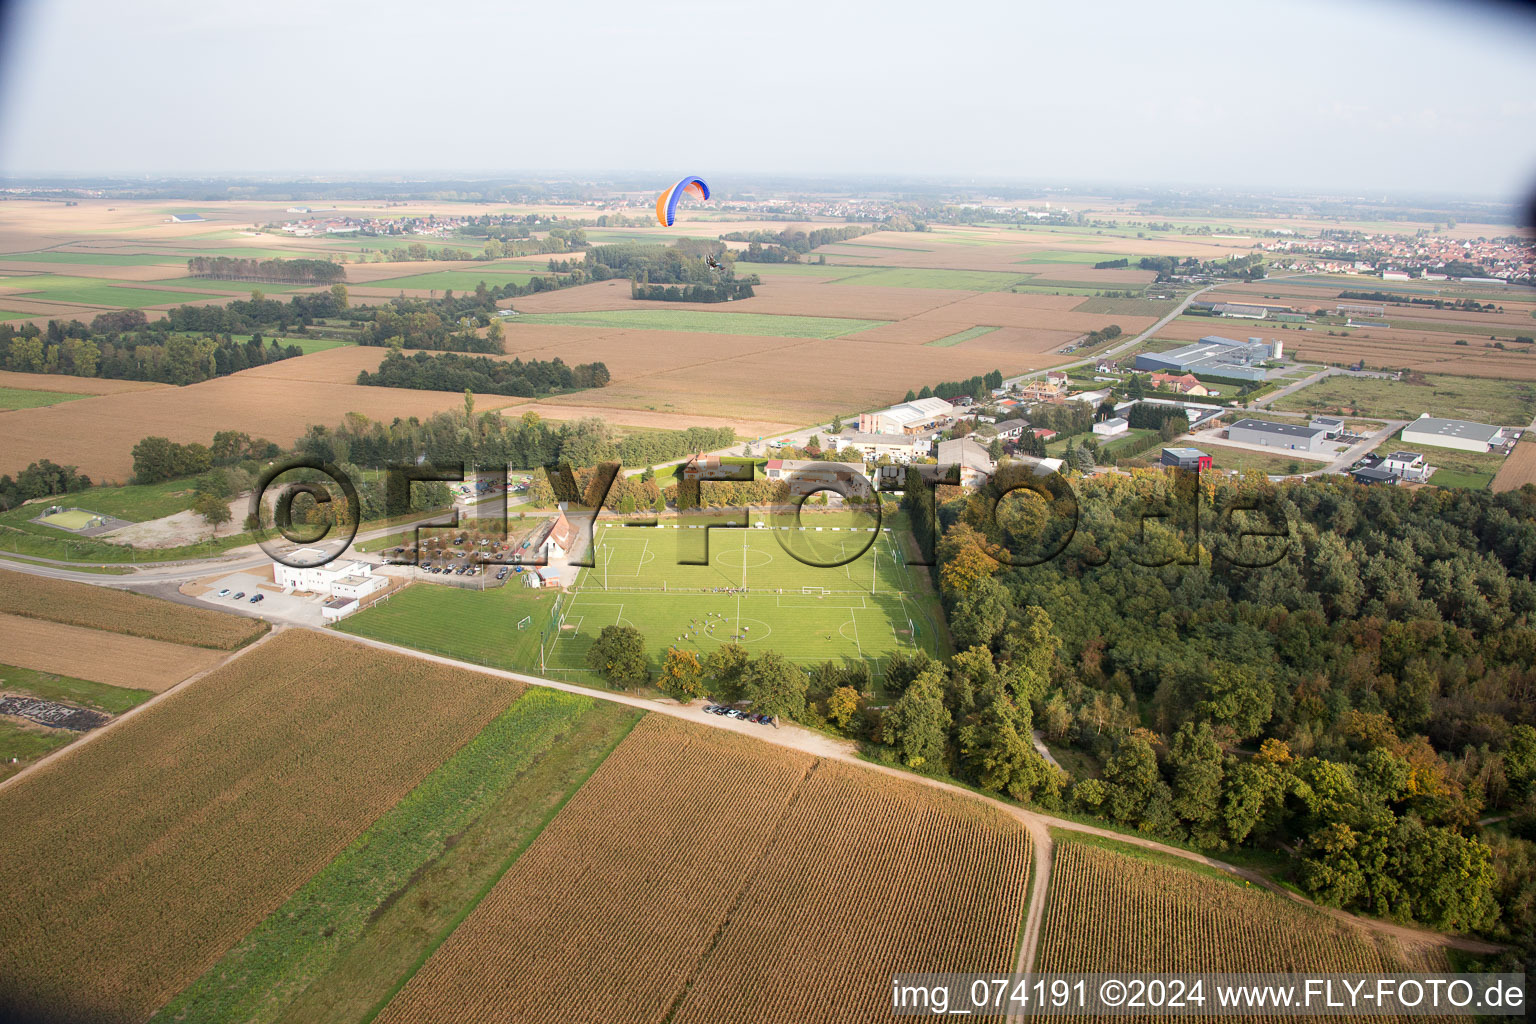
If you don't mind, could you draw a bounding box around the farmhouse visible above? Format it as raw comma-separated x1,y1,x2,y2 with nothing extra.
1226,418,1331,452
1149,372,1210,397
1161,447,1212,470
857,396,954,435
1134,336,1277,383
1400,414,1505,453
1093,417,1129,438
530,510,579,561
274,549,387,600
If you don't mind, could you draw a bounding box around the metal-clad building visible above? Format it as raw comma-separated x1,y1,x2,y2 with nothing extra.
1133,335,1275,383
1226,418,1331,452
1399,415,1504,453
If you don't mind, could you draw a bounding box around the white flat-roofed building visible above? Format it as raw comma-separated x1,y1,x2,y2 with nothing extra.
1400,415,1504,453
1382,450,1429,481
274,549,387,599
1093,417,1129,437
1311,415,1346,437
826,431,920,461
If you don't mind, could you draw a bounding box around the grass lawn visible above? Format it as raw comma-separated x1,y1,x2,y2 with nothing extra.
20,477,203,522
0,663,154,714
828,267,1027,291
362,270,541,292
509,309,888,339
154,690,640,1024
0,720,74,780
282,336,355,355
1271,373,1536,425
0,252,182,266
0,275,214,308
926,326,1001,348
1200,443,1315,476
1428,470,1494,490
0,386,91,410
341,512,945,682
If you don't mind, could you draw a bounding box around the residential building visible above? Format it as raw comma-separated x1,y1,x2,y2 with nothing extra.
1226,418,1331,452
1351,465,1400,486
531,510,579,561
991,418,1030,441
1093,417,1129,437
1031,428,1058,442
1400,414,1505,453
274,549,388,600
1149,372,1210,397
1161,447,1212,470
1381,450,1429,481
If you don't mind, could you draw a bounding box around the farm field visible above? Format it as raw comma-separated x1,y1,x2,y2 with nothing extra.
1271,372,1536,425
0,629,517,1024
1034,836,1449,1021
668,759,1031,1024
355,269,539,292
0,662,155,715
927,325,1001,347
510,309,888,338
0,570,267,649
0,385,90,410
0,274,215,308
1492,438,1536,493
374,715,1031,1024
827,266,1028,290
0,369,169,395
154,688,637,1024
0,613,225,692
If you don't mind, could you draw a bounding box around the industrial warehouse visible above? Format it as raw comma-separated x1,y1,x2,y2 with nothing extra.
1133,335,1280,383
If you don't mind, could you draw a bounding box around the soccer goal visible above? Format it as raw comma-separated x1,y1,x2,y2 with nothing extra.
517,615,532,630
802,586,829,596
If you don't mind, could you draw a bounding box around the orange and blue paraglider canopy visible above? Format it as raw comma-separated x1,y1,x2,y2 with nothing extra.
655,176,709,227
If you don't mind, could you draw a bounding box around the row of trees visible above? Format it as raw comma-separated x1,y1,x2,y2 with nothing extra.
356,350,609,397
0,323,302,384
186,257,345,284
130,430,280,485
903,370,1005,404
631,280,755,303
0,459,91,512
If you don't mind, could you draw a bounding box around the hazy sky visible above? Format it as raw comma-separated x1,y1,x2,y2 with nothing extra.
1,0,1534,199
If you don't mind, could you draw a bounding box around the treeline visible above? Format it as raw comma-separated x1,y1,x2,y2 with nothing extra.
0,321,301,384
912,473,1536,943
1338,290,1501,312
1081,324,1123,347
903,370,1005,404
358,304,504,353
131,430,280,485
186,257,345,284
356,349,609,397
584,241,731,286
631,280,755,302
1093,258,1129,269
0,459,91,512
295,409,734,473
1138,254,1265,281
1125,402,1191,433
721,225,878,258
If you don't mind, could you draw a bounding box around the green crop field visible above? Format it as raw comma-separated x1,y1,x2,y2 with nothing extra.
0,721,72,781
509,309,887,338
0,252,182,266
0,310,29,321
362,270,540,292
1074,296,1175,317
1272,373,1536,425
733,262,850,278
0,664,154,715
828,267,1026,291
0,387,90,411
280,336,354,355
926,326,1001,348
0,275,213,308
157,277,301,293
1018,250,1134,264
341,512,944,682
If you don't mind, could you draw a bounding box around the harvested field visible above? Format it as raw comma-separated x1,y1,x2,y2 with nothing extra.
0,370,168,395
0,629,517,1024
375,715,816,1024
670,760,1031,1024
1493,438,1536,493
0,570,266,649
0,368,524,481
1270,373,1536,425
1035,838,1448,1021
511,308,888,338
0,613,223,692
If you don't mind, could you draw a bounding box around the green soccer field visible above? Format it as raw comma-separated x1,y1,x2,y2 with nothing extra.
544,514,943,680
338,512,945,685
38,508,98,529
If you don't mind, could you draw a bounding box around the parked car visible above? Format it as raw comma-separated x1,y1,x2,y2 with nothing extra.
232,592,245,600
217,589,231,597
250,594,264,603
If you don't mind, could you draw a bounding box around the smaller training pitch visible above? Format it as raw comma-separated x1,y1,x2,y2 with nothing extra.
36,508,106,531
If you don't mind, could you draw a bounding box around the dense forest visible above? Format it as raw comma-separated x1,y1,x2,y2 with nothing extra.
0,319,302,384
887,471,1536,958
356,349,609,397
725,225,884,262
186,256,346,284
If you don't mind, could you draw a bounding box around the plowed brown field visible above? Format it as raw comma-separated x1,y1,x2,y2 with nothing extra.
0,613,222,691
1492,439,1536,493
0,570,266,649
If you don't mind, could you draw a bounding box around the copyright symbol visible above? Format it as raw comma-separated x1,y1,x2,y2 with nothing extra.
250,459,360,568
1100,980,1126,1007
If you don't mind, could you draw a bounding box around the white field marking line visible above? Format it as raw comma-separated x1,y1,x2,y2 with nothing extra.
848,608,863,658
